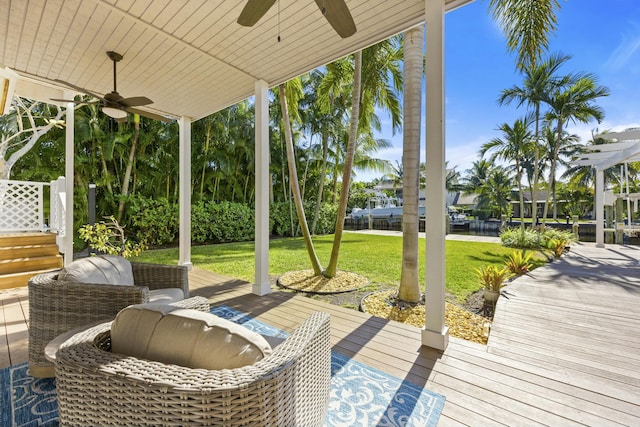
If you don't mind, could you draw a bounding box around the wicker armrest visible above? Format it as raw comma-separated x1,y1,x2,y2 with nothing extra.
131,262,189,298
55,312,331,427
28,271,149,378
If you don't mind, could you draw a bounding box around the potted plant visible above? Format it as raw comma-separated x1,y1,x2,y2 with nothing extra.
475,265,512,303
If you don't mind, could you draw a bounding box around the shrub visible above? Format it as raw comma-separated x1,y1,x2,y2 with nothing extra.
474,265,512,291
539,227,574,248
473,208,492,220
207,201,254,243
547,238,569,258
128,196,179,246
504,250,533,276
78,216,147,258
500,227,542,249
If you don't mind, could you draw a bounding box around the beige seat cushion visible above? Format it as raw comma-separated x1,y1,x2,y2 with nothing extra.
111,304,272,370
58,255,134,285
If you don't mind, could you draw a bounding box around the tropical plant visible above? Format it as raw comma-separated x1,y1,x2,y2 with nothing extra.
547,238,569,258
500,227,542,249
475,265,512,292
485,167,514,218
325,50,362,278
543,72,610,221
481,118,533,229
489,0,561,71
498,53,571,225
78,216,147,258
278,82,323,275
504,251,534,275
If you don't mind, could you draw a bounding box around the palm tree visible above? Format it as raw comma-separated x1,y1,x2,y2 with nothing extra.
485,167,514,218
499,52,571,225
324,36,403,278
459,159,492,197
543,74,610,221
489,0,561,71
481,118,533,227
325,50,362,278
385,160,403,190
398,24,424,304
279,82,323,275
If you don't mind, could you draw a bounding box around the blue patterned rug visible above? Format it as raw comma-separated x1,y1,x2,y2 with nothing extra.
0,305,445,427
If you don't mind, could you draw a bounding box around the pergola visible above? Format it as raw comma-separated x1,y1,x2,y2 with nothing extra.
0,0,474,350
572,128,640,246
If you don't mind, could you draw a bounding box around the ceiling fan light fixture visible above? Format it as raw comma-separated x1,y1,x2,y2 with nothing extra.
102,106,127,119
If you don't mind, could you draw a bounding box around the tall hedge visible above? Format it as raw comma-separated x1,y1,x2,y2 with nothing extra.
126,196,337,247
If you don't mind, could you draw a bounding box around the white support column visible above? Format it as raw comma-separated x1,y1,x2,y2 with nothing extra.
178,116,193,269
595,168,605,248
422,0,449,350
64,102,74,265
254,80,270,295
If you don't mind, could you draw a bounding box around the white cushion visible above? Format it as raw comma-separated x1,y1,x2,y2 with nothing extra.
58,255,134,286
148,288,184,304
111,304,272,370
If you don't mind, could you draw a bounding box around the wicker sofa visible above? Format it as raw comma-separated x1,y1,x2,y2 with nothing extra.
55,311,331,427
28,256,198,377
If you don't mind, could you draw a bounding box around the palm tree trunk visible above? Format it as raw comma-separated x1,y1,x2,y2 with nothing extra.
398,25,423,303
325,50,362,278
516,160,525,230
533,104,540,227
200,124,211,198
117,114,139,223
311,130,330,234
279,84,323,275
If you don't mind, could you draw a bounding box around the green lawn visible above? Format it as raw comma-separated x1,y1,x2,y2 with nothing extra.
132,233,547,302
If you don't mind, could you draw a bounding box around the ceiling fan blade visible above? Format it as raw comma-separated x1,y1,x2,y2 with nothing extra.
125,107,172,123
314,0,357,38
237,0,277,26
53,79,105,101
120,96,153,107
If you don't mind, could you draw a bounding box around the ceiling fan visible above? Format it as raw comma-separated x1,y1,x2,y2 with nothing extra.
237,0,357,39
52,51,170,122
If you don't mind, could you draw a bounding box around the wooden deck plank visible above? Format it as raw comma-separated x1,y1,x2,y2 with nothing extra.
0,291,11,368
449,342,640,422
1,288,28,367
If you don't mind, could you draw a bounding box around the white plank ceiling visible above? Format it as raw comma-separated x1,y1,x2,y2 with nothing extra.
1,0,471,121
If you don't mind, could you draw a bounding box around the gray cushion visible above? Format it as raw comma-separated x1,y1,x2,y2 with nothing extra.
148,288,185,304
58,255,134,286
111,304,272,370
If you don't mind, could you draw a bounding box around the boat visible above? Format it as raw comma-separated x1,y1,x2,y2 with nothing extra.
350,194,425,220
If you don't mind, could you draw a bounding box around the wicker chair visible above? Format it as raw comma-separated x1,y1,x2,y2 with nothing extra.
55,311,331,427
28,261,199,378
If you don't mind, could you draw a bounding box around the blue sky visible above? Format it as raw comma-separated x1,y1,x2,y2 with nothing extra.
356,0,640,182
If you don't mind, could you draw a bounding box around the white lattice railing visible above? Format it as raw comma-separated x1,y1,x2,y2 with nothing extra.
0,178,66,251
0,179,46,232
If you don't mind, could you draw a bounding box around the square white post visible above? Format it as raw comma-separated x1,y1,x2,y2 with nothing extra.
595,168,604,248
64,101,74,266
178,116,193,269
254,80,270,295
422,0,449,350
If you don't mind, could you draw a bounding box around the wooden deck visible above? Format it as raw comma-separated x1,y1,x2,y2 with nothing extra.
2,242,640,426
